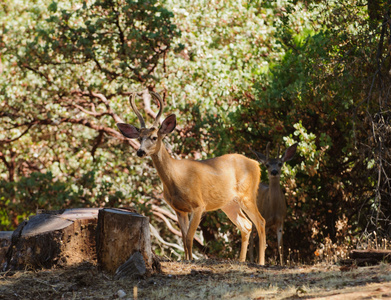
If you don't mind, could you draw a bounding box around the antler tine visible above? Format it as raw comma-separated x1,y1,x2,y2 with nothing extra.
277,143,281,159
129,92,146,128
266,142,270,160
150,91,164,127
249,147,257,158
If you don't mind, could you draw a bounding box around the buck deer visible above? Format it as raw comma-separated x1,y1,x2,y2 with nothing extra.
251,142,297,264
116,92,266,264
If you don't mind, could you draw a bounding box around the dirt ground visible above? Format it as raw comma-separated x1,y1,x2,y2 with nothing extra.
1,258,390,300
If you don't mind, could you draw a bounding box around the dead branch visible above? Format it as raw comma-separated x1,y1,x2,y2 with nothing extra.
149,223,201,260
152,210,204,246
151,204,177,221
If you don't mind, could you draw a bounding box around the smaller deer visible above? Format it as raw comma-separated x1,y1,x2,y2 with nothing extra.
251,142,298,264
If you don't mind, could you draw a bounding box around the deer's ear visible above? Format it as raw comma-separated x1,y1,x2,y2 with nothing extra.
251,149,267,164
159,114,176,134
282,143,298,162
117,123,140,139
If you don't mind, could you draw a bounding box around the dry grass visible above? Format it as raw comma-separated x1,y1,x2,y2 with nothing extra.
1,258,391,300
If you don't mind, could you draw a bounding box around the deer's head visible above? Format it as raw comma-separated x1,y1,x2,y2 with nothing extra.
252,142,298,178
116,92,176,158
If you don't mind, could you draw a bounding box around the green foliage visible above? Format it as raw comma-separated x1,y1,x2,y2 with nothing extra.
220,0,391,258
200,210,238,259
29,0,182,82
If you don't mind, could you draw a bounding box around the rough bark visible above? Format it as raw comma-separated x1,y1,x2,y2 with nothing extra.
3,208,99,271
114,251,147,279
351,249,391,263
96,208,152,274
0,231,12,270
341,249,391,266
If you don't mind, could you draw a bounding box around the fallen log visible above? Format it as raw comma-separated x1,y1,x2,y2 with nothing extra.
351,249,391,263
341,249,391,266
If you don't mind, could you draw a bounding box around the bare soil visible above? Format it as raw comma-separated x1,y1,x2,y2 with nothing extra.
1,259,390,299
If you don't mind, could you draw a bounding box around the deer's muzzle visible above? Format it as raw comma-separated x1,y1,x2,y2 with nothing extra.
137,149,146,157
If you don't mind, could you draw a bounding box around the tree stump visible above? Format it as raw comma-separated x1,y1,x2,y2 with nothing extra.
0,231,12,270
4,208,99,271
96,208,152,275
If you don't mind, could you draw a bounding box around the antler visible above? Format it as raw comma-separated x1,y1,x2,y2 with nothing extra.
276,143,281,159
266,142,271,160
129,92,146,128
150,92,164,127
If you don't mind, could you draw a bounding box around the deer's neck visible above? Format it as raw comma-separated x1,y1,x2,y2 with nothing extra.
268,177,282,199
150,143,176,185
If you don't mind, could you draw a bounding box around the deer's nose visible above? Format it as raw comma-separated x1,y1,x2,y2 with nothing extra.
271,170,278,176
137,149,146,157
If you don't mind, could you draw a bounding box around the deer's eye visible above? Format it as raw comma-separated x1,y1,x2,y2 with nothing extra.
278,163,283,167
152,136,158,141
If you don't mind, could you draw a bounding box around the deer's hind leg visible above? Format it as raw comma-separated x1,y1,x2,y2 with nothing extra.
221,202,253,262
241,200,266,265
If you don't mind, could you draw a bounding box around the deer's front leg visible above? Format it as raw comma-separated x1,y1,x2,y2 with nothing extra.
185,207,204,261
176,211,190,260
276,223,284,264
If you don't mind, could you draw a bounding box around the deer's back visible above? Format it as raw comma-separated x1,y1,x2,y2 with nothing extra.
164,154,260,212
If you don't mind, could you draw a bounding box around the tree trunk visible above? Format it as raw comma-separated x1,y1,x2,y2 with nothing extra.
96,208,152,274
4,208,99,271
